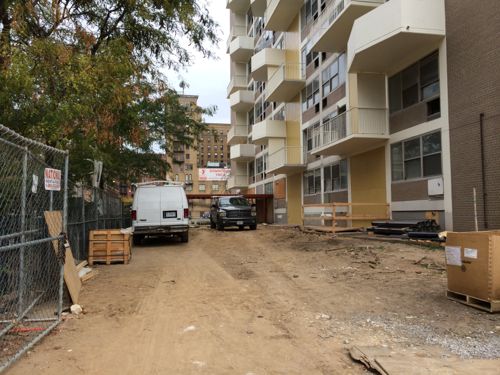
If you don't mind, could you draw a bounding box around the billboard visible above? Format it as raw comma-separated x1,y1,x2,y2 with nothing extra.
198,168,231,181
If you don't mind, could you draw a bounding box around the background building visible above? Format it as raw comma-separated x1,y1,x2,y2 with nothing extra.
227,0,499,231
167,95,231,217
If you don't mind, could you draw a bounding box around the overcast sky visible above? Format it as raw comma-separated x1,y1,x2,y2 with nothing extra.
165,1,230,124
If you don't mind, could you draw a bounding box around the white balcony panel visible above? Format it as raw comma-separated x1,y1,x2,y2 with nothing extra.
265,0,303,31
227,75,248,98
227,0,250,13
250,0,266,17
348,0,446,73
311,108,389,156
251,48,285,81
227,125,249,146
230,144,256,162
310,0,384,53
267,64,305,103
267,147,305,175
252,120,286,145
229,36,255,63
230,90,254,112
227,175,249,190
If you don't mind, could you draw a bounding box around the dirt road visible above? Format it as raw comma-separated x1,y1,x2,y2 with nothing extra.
6,227,500,374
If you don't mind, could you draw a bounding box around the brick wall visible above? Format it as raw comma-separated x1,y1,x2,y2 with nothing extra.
446,0,500,230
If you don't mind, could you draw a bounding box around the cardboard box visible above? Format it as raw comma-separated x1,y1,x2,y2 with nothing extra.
445,231,500,312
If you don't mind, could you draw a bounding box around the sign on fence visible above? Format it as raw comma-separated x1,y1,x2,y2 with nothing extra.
44,168,62,191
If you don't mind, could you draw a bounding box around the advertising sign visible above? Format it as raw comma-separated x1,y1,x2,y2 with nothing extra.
198,168,231,181
44,168,62,191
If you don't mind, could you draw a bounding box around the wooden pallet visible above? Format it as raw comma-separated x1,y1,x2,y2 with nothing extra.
446,290,500,313
89,230,131,265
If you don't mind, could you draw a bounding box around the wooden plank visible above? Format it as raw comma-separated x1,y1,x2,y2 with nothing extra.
81,269,99,282
44,211,82,304
76,261,88,272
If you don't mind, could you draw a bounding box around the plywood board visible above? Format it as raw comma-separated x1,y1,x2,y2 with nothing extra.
44,211,81,304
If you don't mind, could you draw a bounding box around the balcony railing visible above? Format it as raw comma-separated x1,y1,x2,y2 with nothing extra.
228,175,249,189
311,108,388,153
267,146,305,174
226,25,248,51
227,75,248,97
267,63,305,102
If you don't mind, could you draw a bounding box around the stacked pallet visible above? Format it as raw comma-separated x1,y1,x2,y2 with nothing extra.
89,230,132,265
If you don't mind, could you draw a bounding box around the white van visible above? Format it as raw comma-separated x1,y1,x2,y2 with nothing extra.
131,181,189,244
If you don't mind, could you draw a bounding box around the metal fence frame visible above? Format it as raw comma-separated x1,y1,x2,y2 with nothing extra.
0,125,68,372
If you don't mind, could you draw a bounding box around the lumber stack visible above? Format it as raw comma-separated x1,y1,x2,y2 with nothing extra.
88,230,131,265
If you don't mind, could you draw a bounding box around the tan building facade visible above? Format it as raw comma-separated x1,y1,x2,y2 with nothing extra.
167,95,231,217
227,0,499,231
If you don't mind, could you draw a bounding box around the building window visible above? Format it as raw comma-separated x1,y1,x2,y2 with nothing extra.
301,0,319,29
304,168,321,195
175,174,179,181
322,53,346,97
389,51,440,116
199,184,206,192
391,131,442,181
212,184,219,192
185,184,193,192
324,160,348,192
304,122,320,152
185,164,193,171
302,79,320,112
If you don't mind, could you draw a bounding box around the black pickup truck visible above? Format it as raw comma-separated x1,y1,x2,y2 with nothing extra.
210,196,257,231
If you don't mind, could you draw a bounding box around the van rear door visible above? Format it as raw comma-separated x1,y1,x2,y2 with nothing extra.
136,187,161,226
160,186,184,225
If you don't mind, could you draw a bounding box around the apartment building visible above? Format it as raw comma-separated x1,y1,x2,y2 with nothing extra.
167,95,232,216
227,0,499,231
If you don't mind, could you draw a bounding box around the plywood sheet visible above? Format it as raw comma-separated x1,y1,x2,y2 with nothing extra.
44,211,81,304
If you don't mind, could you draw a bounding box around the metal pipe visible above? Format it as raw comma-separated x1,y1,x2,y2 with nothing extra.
18,148,28,317
0,292,45,339
0,235,63,253
479,113,488,229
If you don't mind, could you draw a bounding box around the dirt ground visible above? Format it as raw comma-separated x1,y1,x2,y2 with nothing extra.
6,226,500,374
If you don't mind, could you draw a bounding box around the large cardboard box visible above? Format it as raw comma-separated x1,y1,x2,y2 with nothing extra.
445,231,500,312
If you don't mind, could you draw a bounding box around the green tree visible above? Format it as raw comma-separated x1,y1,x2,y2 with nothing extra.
0,0,219,183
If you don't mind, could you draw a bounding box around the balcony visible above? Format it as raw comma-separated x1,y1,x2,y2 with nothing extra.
265,0,303,31
311,108,389,157
226,0,250,13
252,119,287,145
227,175,249,190
348,0,446,73
267,64,305,103
229,35,254,63
267,147,305,175
227,75,248,98
310,0,384,53
251,48,286,81
250,0,266,17
230,144,256,162
226,25,248,53
227,125,248,146
230,90,254,112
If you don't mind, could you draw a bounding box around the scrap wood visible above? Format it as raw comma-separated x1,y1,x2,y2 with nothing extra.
81,269,99,283
349,346,500,374
76,261,88,272
44,211,82,304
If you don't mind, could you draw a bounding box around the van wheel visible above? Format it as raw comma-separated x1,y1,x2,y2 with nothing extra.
133,235,144,246
180,232,189,243
210,220,216,229
250,225,257,231
238,226,244,231
216,221,224,231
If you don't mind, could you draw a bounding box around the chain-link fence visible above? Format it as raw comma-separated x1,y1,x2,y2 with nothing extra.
67,183,131,261
0,125,68,372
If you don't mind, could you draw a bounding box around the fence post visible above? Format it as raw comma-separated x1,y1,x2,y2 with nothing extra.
18,147,28,317
58,152,69,318
81,185,86,260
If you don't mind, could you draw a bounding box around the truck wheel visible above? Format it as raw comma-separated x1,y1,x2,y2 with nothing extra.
216,221,224,231
180,232,189,243
210,220,216,229
133,235,144,246
250,224,257,231
238,226,244,231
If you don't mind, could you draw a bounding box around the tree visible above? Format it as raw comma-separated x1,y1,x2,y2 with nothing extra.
0,0,219,183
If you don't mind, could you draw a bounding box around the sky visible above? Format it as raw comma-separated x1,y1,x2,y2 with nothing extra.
164,1,230,124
